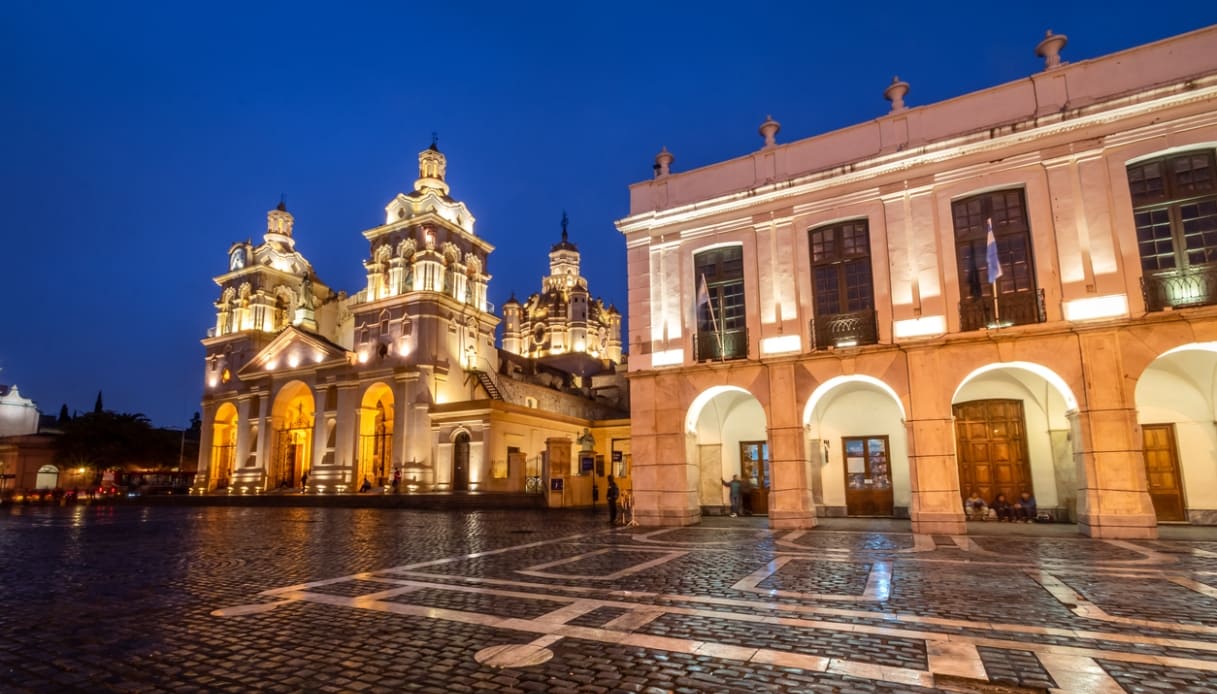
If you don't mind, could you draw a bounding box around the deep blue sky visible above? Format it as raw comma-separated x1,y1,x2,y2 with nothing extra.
2,2,1214,428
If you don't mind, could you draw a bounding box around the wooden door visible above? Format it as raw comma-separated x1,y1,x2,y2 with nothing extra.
739,441,769,515
843,436,894,516
1142,424,1185,522
953,399,1032,505
453,433,470,491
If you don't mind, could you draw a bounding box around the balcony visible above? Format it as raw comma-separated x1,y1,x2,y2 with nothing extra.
695,328,748,362
959,289,1046,331
811,309,878,350
1142,265,1217,312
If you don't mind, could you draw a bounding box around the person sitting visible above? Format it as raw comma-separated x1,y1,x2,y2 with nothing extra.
1015,490,1038,523
992,493,1014,522
359,476,372,493
964,490,989,521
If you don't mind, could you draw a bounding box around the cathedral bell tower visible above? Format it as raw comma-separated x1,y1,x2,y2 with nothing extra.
414,136,450,196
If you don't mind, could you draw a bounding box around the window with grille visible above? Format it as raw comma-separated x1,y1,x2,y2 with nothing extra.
952,189,1043,329
693,246,746,360
809,220,877,348
1127,150,1217,310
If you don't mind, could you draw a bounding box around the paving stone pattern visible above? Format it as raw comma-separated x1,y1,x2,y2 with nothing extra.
977,646,1057,690
2,504,1217,692
1097,658,1217,693
637,612,930,670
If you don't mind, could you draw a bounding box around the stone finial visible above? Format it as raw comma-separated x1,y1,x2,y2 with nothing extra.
1036,30,1068,70
759,115,781,147
654,146,674,178
884,76,910,112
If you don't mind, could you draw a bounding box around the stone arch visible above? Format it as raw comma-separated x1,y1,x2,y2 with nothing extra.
952,361,1079,522
803,375,909,518
209,402,239,490
35,464,59,490
1135,342,1217,524
685,385,769,516
269,380,315,490
358,382,395,487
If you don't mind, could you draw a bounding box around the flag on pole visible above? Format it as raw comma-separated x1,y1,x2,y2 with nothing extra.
696,273,725,360
985,218,1003,282
697,273,712,313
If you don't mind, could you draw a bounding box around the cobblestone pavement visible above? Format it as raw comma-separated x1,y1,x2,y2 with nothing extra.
3,505,1217,692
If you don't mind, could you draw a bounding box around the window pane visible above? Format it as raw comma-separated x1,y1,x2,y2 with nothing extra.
1136,209,1176,271
814,267,839,315
1173,154,1216,197
843,261,873,312
811,228,834,262
1182,199,1217,266
720,282,745,331
1128,161,1166,206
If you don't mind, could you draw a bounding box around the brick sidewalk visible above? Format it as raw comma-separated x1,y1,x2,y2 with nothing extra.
2,506,1216,692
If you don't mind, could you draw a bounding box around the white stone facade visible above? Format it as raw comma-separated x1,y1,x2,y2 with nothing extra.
616,26,1217,537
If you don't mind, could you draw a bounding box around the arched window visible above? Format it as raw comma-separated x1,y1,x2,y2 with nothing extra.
693,245,747,360
809,219,876,349
952,189,1044,330
1128,149,1217,310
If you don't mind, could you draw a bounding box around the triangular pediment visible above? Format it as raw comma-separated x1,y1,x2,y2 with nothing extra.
238,327,351,379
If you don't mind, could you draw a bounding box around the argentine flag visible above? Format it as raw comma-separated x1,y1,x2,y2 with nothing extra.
985,218,1003,282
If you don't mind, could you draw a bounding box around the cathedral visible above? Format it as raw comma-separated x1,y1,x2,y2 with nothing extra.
196,143,628,497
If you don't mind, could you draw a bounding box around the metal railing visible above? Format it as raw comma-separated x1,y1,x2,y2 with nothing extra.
811,309,878,350
959,288,1046,331
1141,265,1217,312
694,328,748,362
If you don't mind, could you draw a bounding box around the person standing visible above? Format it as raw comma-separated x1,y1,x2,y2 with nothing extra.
606,475,620,525
722,475,743,517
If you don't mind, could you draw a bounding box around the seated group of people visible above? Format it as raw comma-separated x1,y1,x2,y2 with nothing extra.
965,489,1039,522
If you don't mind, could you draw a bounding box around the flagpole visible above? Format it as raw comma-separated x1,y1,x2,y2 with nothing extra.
992,279,999,325
714,290,725,362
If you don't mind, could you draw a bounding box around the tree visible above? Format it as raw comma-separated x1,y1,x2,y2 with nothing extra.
55,410,159,485
94,391,104,414
57,404,70,425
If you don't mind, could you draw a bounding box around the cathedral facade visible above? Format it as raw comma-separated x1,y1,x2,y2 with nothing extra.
617,27,1217,537
197,144,627,496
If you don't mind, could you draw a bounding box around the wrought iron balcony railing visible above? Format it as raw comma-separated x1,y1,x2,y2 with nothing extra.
695,328,748,362
959,288,1046,331
811,309,878,350
1142,265,1217,312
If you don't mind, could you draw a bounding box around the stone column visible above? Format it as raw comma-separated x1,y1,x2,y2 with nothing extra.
767,362,816,529
1073,331,1157,538
630,373,699,526
905,416,967,534
195,401,218,490
905,348,966,534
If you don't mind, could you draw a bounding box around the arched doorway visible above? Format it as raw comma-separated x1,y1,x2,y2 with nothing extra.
359,383,395,487
210,403,238,491
453,432,470,491
804,376,909,517
35,465,59,490
1135,344,1217,523
270,381,315,490
686,386,768,515
952,363,1078,522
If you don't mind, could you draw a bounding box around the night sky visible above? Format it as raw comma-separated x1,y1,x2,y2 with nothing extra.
2,2,1214,428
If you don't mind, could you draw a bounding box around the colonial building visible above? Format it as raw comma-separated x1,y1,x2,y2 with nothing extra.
616,27,1217,538
197,143,629,498
0,384,57,494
